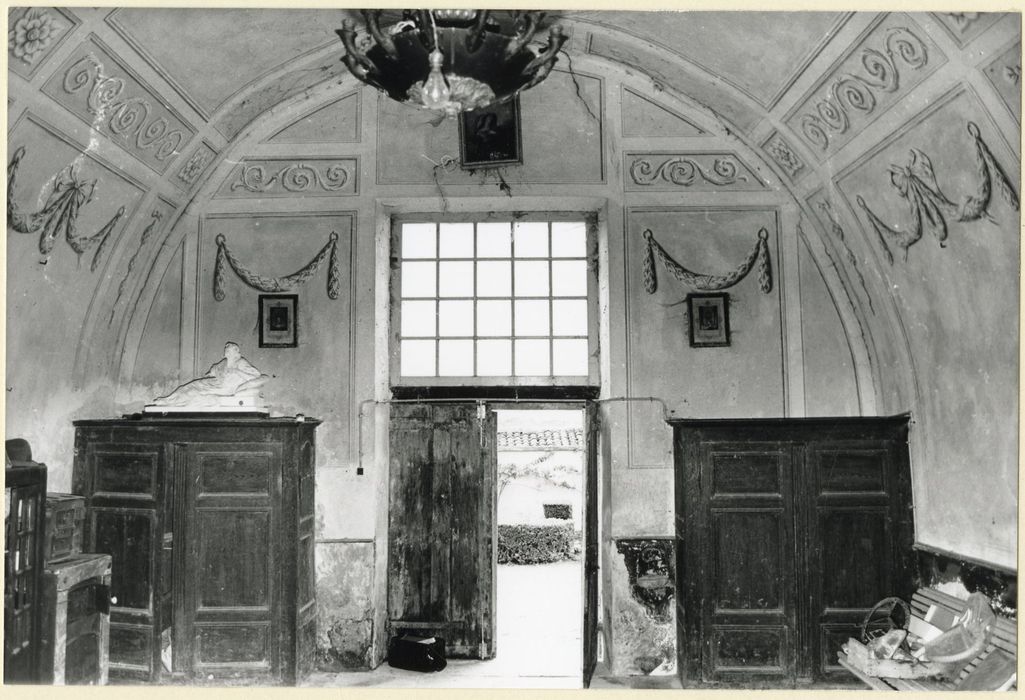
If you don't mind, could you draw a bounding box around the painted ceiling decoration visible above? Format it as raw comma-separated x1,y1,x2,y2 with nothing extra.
336,9,566,116
641,228,773,295
7,145,126,270
857,122,1019,264
213,231,341,301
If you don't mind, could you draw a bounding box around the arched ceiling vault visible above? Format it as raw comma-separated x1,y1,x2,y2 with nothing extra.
59,9,1019,421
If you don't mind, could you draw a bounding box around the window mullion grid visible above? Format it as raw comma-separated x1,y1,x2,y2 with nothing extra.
548,221,554,375
510,224,517,377
434,222,440,377
473,222,479,377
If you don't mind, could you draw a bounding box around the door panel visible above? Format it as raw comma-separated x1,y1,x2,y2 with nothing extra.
700,444,796,683
185,443,281,679
806,441,899,681
83,441,165,681
582,403,599,687
388,403,497,658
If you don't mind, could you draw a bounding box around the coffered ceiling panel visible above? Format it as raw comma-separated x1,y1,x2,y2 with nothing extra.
107,8,344,117
565,11,848,108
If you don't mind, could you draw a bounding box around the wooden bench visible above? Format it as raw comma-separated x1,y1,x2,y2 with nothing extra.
838,588,1017,691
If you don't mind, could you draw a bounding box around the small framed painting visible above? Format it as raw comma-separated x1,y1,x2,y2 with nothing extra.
258,294,298,348
687,293,730,347
459,96,522,169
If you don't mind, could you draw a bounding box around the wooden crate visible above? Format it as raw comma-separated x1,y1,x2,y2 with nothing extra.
39,553,112,685
44,493,86,564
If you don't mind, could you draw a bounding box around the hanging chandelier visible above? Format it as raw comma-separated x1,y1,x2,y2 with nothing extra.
336,10,566,117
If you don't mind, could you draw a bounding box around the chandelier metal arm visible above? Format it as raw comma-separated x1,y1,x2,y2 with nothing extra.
336,21,380,83
521,25,567,82
415,10,435,51
504,12,541,60
362,10,398,60
465,10,490,53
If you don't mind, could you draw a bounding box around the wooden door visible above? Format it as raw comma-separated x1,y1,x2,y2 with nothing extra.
79,441,165,682
183,442,282,681
681,436,799,684
804,432,914,680
582,402,599,687
388,403,497,658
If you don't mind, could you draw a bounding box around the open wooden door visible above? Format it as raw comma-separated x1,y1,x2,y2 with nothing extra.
582,402,600,687
388,402,497,659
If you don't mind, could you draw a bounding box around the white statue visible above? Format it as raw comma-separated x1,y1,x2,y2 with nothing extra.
149,342,269,410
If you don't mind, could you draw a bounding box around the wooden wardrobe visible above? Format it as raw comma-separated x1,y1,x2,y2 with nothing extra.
671,415,915,686
72,416,319,685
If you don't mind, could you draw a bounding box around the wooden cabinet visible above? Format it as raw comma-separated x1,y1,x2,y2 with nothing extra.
671,416,915,686
39,553,112,685
72,417,319,685
4,462,48,683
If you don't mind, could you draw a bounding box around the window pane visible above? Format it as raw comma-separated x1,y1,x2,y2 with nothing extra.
477,261,511,297
553,339,589,375
402,223,436,258
551,222,586,257
514,260,549,296
438,339,474,376
514,299,549,336
551,260,587,297
438,261,474,297
439,300,474,337
401,339,435,376
477,300,511,336
513,222,548,257
552,299,588,336
401,261,436,298
515,339,550,376
477,222,511,257
477,339,511,376
401,300,436,337
439,223,474,258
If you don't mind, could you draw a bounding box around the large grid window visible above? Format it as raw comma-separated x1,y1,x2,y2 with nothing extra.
392,217,596,384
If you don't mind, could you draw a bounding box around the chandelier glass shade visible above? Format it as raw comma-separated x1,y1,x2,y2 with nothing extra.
336,10,566,117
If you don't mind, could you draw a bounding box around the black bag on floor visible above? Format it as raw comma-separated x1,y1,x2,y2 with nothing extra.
387,634,447,672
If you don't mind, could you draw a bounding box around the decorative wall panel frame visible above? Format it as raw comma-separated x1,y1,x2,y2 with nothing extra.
783,14,946,160
41,34,197,175
622,206,784,469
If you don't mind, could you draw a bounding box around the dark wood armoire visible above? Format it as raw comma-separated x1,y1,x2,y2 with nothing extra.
671,415,915,687
72,416,319,685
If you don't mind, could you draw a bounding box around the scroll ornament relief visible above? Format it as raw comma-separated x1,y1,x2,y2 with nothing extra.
856,122,1019,264
229,162,350,194
800,27,928,152
213,232,341,300
7,146,126,270
642,228,773,294
62,54,186,164
628,155,748,188
9,8,59,64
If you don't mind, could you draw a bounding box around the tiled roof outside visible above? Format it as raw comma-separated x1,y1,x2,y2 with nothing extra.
497,429,584,450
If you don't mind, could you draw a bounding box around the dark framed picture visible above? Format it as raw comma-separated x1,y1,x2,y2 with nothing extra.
258,294,298,348
687,293,730,347
459,96,522,169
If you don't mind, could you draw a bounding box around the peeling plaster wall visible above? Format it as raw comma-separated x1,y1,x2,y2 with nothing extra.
6,8,1019,679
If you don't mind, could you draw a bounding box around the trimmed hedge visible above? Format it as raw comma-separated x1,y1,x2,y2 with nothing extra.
497,522,578,564
542,503,573,520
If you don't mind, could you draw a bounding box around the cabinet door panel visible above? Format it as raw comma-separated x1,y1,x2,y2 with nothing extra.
196,511,271,608
185,442,281,680
92,509,155,613
697,444,796,683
